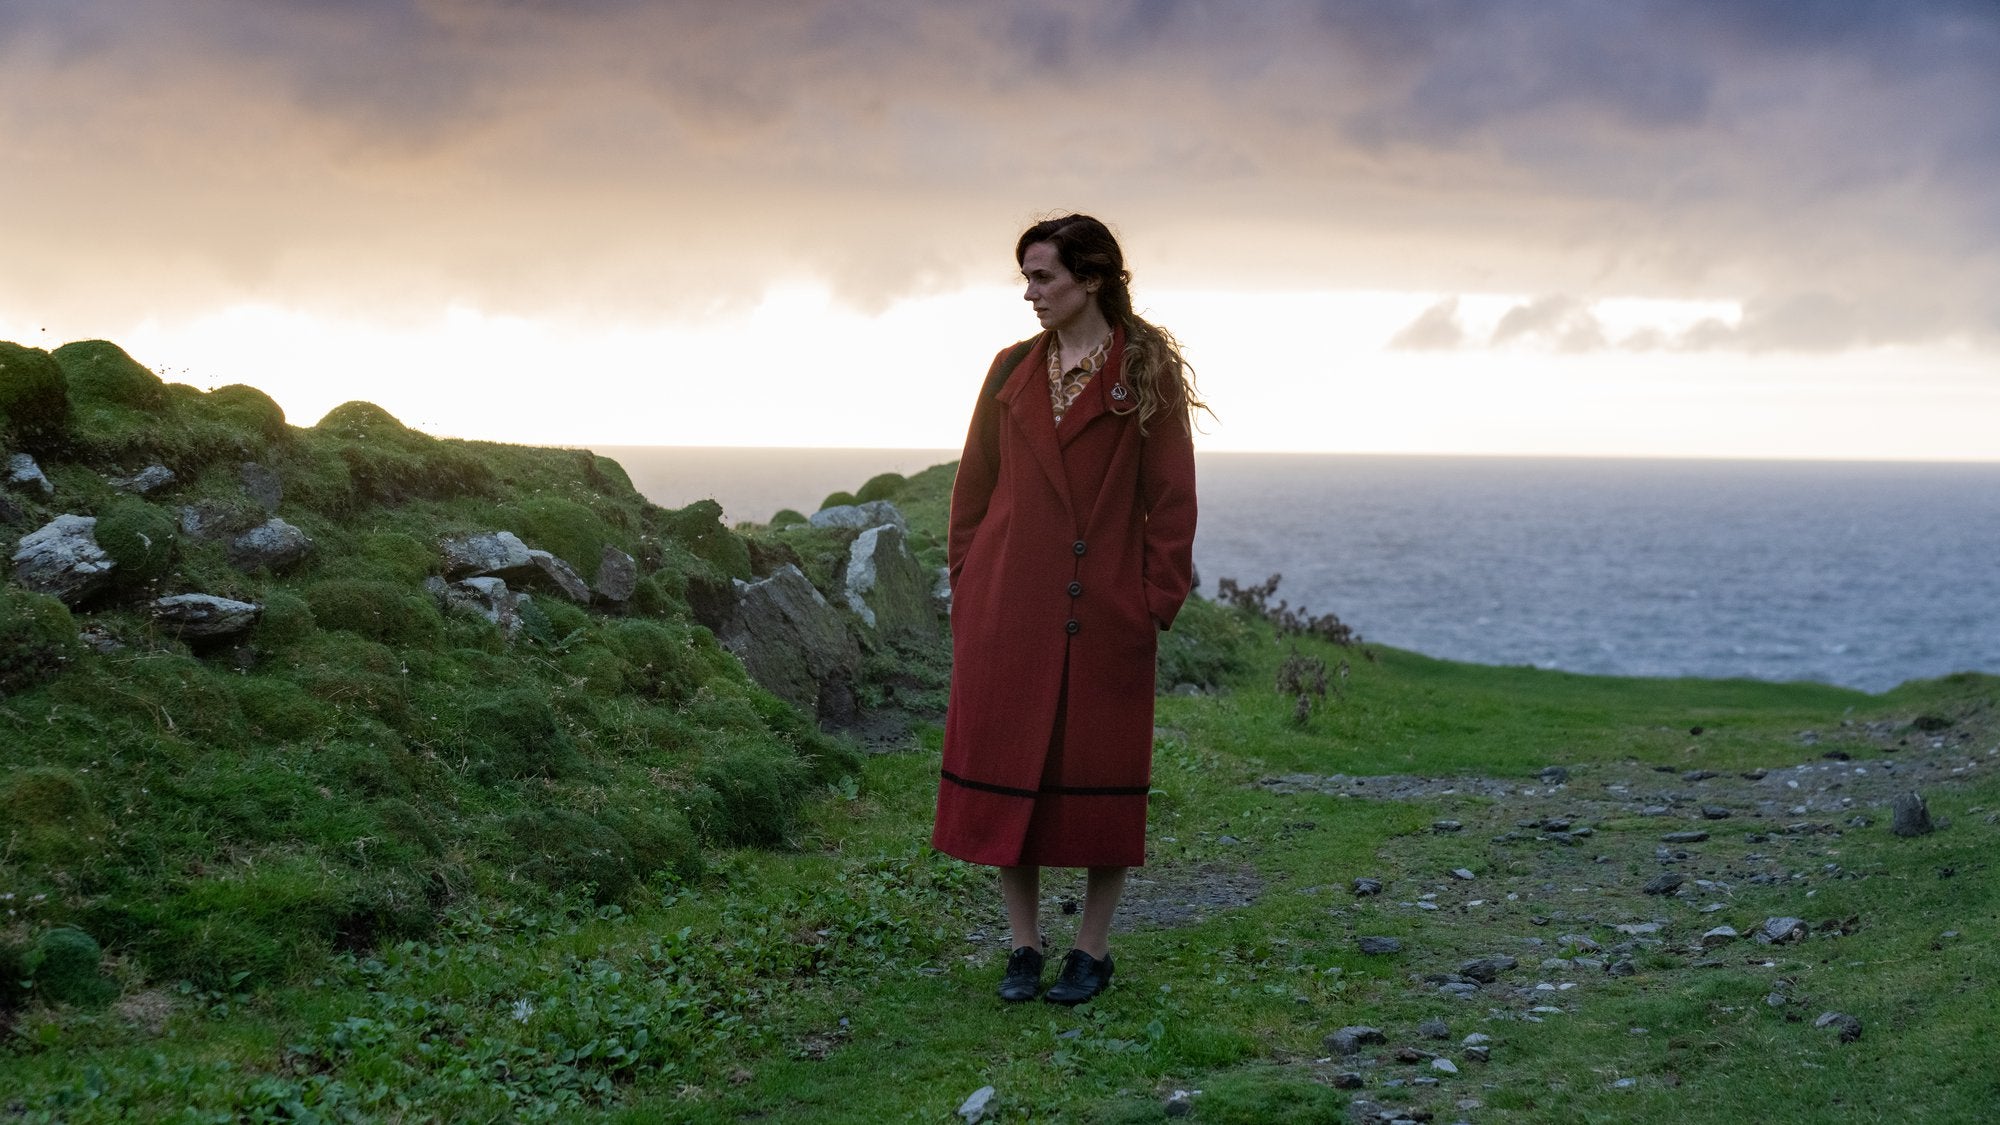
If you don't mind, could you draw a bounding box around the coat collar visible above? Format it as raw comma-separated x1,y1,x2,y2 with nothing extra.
1054,324,1129,449
994,331,1071,519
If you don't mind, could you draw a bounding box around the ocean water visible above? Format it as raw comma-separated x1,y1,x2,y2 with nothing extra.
602,447,2000,693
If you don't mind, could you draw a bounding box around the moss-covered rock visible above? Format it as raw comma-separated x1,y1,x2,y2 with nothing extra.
818,490,856,511
656,499,752,581
201,384,287,445
0,587,79,693
0,342,71,452
503,809,635,904
23,927,117,1008
854,472,905,503
0,766,108,867
94,497,178,585
52,340,168,412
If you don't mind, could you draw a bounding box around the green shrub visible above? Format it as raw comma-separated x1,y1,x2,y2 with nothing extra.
23,927,116,1008
1156,594,1256,692
252,590,318,647
52,340,167,411
854,472,905,503
598,805,703,885
818,490,856,511
231,675,334,740
689,743,809,847
657,499,752,580
303,577,441,645
94,497,178,584
313,400,409,438
201,384,287,444
0,588,78,693
460,688,582,782
0,341,71,451
769,507,807,527
502,809,635,904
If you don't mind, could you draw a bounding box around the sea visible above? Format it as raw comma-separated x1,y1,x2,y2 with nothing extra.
597,447,2000,694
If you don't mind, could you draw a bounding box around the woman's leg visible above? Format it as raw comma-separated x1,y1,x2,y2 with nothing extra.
1001,865,1042,950
1075,866,1127,958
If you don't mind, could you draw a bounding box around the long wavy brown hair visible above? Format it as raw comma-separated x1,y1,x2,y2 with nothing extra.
1015,214,1210,435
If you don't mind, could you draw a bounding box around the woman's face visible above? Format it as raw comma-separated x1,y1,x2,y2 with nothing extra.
1021,241,1099,335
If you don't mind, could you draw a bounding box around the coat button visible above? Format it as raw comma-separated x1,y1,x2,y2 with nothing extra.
1067,581,1083,597
1072,539,1087,556
1065,619,1081,635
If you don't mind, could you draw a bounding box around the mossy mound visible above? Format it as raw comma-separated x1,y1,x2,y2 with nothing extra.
0,341,71,452
95,497,178,585
52,340,168,412
23,927,117,1008
0,588,78,693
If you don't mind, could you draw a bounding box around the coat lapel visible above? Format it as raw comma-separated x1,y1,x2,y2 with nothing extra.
994,332,1074,519
1055,325,1129,449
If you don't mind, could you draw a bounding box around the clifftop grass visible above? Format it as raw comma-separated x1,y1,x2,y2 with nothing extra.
0,340,868,997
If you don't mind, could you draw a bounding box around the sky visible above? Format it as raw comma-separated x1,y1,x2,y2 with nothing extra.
3,0,1998,459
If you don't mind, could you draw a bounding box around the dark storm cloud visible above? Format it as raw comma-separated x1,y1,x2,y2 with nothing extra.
3,0,1998,350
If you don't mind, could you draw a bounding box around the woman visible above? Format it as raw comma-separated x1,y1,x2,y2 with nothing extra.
932,214,1202,1005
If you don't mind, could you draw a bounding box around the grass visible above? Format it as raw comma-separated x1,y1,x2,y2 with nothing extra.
3,339,1996,1121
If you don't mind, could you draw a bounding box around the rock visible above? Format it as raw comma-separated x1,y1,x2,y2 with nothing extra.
149,594,262,641
239,461,282,512
1438,981,1481,998
1642,873,1685,896
932,565,952,616
1814,1012,1863,1042
1891,792,1934,837
9,515,116,604
1353,877,1385,896
957,1085,995,1123
78,626,123,654
228,518,314,573
1699,806,1733,819
1755,917,1808,945
1449,868,1475,881
718,564,860,723
1462,1033,1492,1047
593,546,638,605
1699,926,1739,948
111,465,176,495
1432,820,1463,833
1326,1026,1386,1055
1430,1057,1458,1074
1464,1045,1491,1063
1333,1072,1365,1089
0,490,24,526
1163,1089,1195,1117
1417,1017,1449,1039
1540,765,1570,784
1358,936,1403,955
1457,956,1516,983
526,549,591,603
810,499,907,532
441,531,534,578
1682,769,1718,782
1661,831,1709,844
427,575,526,637
177,503,234,541
842,523,939,640
5,453,53,495
1606,959,1636,977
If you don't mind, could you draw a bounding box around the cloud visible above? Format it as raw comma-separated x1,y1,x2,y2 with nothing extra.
0,0,1996,351
1388,297,1466,350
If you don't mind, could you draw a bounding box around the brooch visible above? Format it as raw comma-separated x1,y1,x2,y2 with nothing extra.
1110,384,1128,401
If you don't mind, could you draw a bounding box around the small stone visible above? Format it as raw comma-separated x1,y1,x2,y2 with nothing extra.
1394,1046,1427,1063
1464,1045,1490,1063
1661,831,1710,844
1891,792,1934,837
1462,1033,1492,1046
1699,926,1739,948
957,1085,996,1123
1700,806,1732,819
1325,1026,1386,1055
5,453,54,495
1815,1012,1863,1042
1642,873,1685,896
1163,1089,1196,1117
1353,877,1385,896
1417,1017,1449,1039
1540,765,1570,783
1358,936,1403,955
1450,868,1475,881
1755,917,1808,945
1431,1057,1458,1074
1682,770,1718,782
112,464,177,495
1433,820,1463,833
1333,1072,1365,1089
1457,956,1517,983
1606,959,1637,977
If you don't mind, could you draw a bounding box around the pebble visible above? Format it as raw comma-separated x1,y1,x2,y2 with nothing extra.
1661,831,1710,843
1326,1026,1386,1056
1358,936,1404,955
1431,1058,1459,1074
1417,1017,1450,1039
1815,1011,1864,1042
1354,877,1385,896
1755,917,1808,945
1700,926,1739,948
1642,873,1685,895
1450,868,1476,880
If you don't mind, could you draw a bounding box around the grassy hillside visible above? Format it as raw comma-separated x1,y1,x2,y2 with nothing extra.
2,341,1995,1122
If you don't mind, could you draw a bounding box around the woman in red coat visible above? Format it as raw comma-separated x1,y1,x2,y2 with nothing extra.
933,214,1201,1005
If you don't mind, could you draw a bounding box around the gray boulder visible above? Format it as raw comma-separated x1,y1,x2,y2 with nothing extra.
239,461,283,512
6,453,53,496
594,546,638,605
842,523,939,640
177,503,234,541
426,575,527,637
229,518,314,573
149,593,262,641
1891,791,1934,837
9,515,115,604
111,465,176,495
718,563,860,723
440,531,534,578
526,549,591,604
809,499,907,533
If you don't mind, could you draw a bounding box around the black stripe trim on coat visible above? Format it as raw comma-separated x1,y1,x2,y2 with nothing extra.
940,769,1150,798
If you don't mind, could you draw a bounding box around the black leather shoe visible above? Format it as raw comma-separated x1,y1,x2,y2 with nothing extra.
1042,949,1113,1005
997,946,1045,1002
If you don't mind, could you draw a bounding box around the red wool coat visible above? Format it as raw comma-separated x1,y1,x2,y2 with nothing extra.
931,327,1198,868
